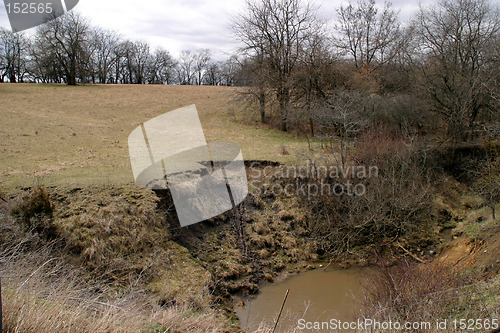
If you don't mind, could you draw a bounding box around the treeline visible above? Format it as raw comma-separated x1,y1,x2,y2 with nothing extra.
0,12,240,86
233,0,500,142
1,0,499,142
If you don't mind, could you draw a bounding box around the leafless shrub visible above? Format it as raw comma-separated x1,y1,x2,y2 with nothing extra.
10,186,56,239
362,257,499,331
302,136,434,257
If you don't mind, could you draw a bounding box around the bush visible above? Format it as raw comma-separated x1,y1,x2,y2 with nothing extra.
361,257,500,328
11,186,56,239
302,136,434,256
474,155,500,219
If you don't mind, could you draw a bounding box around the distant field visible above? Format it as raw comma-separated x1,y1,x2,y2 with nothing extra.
0,84,307,191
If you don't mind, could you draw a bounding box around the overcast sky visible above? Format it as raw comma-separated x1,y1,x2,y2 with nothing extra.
0,0,435,60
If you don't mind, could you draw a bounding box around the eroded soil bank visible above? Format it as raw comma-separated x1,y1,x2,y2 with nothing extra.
1,154,499,332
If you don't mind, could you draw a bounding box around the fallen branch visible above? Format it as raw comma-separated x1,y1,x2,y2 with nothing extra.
272,289,290,333
396,242,427,263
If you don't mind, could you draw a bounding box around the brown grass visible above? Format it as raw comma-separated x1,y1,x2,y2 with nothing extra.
2,264,229,333
362,257,500,332
0,186,234,332
0,221,230,333
0,84,307,191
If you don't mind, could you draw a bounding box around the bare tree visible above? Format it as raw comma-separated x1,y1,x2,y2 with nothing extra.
114,40,151,84
148,48,176,84
233,0,319,131
193,49,211,85
111,40,137,84
335,0,401,69
294,28,333,136
236,52,271,123
121,41,136,84
321,89,367,166
204,61,222,86
475,153,500,219
220,55,240,86
29,34,58,83
36,12,90,85
91,27,120,84
0,28,30,83
414,0,500,142
132,41,151,84
177,50,196,85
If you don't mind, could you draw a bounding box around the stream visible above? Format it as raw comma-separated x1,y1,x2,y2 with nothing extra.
237,267,371,332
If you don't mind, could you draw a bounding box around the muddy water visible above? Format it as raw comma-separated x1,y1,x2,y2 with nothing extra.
237,267,371,332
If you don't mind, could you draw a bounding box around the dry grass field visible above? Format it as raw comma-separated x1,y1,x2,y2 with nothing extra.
0,84,307,191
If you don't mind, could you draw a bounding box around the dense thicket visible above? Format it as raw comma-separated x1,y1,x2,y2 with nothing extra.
233,0,500,143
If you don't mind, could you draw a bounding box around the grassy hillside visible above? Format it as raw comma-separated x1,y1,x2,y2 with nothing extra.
1,84,498,333
0,83,315,332
0,84,306,190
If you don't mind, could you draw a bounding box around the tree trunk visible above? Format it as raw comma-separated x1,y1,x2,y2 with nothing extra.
68,57,77,85
280,104,288,132
309,116,315,138
8,70,16,83
306,87,314,137
468,105,480,141
68,75,76,85
277,89,289,132
259,87,266,123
